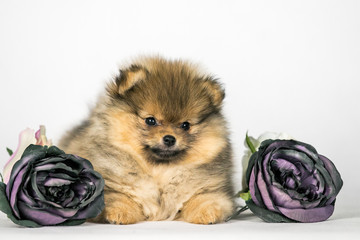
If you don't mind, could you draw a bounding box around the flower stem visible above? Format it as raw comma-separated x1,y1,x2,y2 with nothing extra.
226,205,250,221
237,205,249,214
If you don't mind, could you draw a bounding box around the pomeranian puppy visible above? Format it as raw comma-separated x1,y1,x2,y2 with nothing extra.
59,56,234,224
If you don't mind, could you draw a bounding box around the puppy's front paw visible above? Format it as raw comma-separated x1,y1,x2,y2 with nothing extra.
181,193,234,225
104,195,146,225
183,204,222,224
105,205,144,225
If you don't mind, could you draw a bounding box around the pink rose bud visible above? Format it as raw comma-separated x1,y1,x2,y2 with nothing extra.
3,126,52,184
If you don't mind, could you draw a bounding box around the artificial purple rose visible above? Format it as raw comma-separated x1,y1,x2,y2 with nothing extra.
0,144,104,227
245,139,343,223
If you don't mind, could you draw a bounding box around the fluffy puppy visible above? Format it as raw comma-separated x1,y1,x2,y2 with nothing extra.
59,56,234,224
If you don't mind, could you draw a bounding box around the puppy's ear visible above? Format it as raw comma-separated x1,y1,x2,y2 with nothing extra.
203,77,225,108
108,65,147,96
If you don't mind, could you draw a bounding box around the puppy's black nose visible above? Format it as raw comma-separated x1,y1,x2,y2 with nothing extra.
163,135,176,147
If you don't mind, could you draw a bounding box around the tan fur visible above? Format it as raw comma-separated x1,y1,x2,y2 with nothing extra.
118,69,147,95
181,192,234,224
59,56,234,224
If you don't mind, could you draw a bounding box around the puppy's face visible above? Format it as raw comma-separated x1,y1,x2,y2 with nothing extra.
107,58,226,164
139,114,193,163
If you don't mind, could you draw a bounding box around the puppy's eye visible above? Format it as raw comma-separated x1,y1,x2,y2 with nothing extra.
145,117,157,126
180,122,190,131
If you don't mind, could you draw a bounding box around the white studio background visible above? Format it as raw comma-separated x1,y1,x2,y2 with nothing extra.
0,0,359,234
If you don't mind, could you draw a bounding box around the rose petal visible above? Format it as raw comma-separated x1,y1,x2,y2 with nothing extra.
43,178,73,187
18,188,36,206
44,145,65,157
63,190,75,207
34,163,61,171
3,129,36,183
246,152,258,185
268,185,302,209
36,158,71,167
6,146,47,214
7,167,28,218
257,132,293,143
76,169,105,208
261,152,272,183
313,161,338,205
46,206,79,218
72,155,94,171
277,204,335,222
72,182,92,202
246,199,295,223
74,194,104,219
273,149,315,172
319,155,343,194
35,125,52,146
46,172,77,182
249,169,261,206
257,172,277,211
17,201,66,225
270,158,301,177
293,144,319,161
312,169,325,195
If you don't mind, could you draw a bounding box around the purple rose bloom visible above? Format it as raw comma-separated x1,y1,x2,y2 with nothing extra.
2,144,104,227
245,139,343,223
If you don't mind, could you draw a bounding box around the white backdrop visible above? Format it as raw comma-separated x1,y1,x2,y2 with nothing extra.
0,0,359,238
